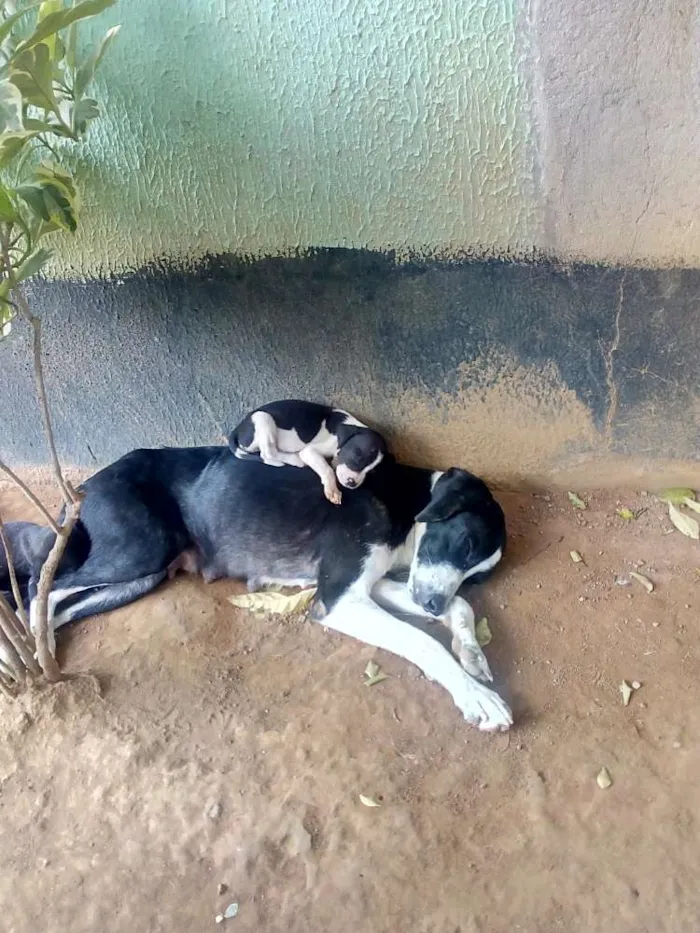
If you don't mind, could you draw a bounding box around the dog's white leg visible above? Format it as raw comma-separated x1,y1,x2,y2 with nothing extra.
371,580,492,683
298,446,342,505
250,412,286,467
321,587,511,731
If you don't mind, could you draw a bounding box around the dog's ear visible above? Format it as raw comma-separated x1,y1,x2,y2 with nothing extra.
335,423,361,449
416,469,487,523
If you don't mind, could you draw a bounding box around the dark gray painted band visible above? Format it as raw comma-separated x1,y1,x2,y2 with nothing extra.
1,250,698,467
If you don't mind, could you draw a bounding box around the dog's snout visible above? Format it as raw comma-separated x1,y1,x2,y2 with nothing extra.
411,585,447,616
424,595,445,616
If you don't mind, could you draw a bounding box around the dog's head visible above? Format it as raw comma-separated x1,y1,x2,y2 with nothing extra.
333,428,387,490
407,468,505,616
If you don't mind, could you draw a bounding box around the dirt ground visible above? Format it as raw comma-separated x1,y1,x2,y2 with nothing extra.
1,477,700,933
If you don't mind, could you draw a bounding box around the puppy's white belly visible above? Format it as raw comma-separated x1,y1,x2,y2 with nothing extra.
275,427,306,453
276,426,338,458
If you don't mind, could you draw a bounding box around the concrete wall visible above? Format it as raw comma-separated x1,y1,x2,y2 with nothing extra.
53,0,700,275
2,0,700,481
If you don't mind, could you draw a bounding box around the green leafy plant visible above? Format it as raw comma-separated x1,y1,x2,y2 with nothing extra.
0,0,119,688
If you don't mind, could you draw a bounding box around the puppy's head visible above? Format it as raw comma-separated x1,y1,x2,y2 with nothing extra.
407,468,505,616
333,428,387,489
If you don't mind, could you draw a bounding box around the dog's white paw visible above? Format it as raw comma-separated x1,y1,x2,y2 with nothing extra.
453,635,493,682
454,676,512,732
445,601,492,682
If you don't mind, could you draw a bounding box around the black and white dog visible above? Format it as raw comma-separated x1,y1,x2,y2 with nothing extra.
228,400,386,504
2,448,512,732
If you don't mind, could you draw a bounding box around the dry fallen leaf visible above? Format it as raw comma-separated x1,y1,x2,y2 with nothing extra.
568,491,587,510
630,571,654,593
596,767,613,789
228,587,316,614
363,660,389,687
668,503,700,540
359,794,381,808
616,507,636,521
475,617,492,647
683,497,700,514
620,681,633,706
570,550,584,563
659,487,696,504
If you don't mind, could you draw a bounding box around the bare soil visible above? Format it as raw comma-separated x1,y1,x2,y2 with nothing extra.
1,479,699,933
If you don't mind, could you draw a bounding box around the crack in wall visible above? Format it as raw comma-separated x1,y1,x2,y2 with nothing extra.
603,270,627,444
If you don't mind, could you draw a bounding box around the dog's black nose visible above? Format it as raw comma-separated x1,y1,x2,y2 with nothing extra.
345,478,357,488
424,595,445,616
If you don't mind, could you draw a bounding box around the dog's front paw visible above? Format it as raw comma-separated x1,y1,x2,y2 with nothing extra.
324,483,342,505
452,635,493,683
454,677,512,732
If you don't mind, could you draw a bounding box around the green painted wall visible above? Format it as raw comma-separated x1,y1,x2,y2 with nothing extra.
55,0,538,276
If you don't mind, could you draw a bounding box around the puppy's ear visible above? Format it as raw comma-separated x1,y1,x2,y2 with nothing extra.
416,469,487,523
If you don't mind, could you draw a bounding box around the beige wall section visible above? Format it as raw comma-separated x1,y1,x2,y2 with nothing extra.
534,0,700,266
51,0,700,274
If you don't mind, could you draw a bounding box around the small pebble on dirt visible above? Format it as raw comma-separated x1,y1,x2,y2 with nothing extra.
218,882,228,895
597,767,613,789
207,802,222,820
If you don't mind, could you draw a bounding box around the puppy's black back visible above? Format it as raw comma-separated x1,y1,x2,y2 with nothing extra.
229,400,333,451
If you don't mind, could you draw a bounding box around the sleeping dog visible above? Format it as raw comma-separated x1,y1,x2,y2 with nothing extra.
2,446,512,732
228,400,386,504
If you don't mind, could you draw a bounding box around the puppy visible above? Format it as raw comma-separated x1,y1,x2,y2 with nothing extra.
228,400,386,504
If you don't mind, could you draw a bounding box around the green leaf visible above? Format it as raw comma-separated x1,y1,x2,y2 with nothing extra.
475,617,492,647
74,24,120,99
72,95,99,133
567,491,587,510
14,246,52,283
0,2,46,49
66,21,78,69
37,1,64,58
15,183,51,221
34,161,77,200
13,0,117,56
0,131,38,168
0,182,16,222
10,44,59,114
44,183,77,231
0,80,24,132
659,487,696,505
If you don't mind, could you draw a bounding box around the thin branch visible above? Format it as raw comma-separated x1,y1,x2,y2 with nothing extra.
0,460,60,533
0,594,40,674
0,511,30,630
0,228,79,508
31,502,80,682
37,134,61,160
0,618,26,682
